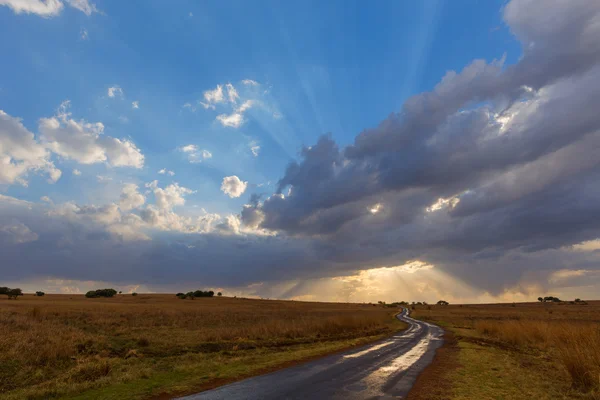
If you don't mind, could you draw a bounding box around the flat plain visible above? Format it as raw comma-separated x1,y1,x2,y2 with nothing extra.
0,294,403,400
409,301,600,400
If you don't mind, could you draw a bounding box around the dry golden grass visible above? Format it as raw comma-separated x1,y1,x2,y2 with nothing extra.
0,294,401,399
413,301,600,398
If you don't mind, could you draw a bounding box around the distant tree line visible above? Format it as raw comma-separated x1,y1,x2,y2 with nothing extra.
176,290,221,299
0,287,23,299
537,296,587,305
85,288,117,298
374,300,449,308
538,296,561,302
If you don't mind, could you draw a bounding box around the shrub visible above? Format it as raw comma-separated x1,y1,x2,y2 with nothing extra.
217,292,222,297
1,287,23,299
437,300,449,305
85,288,117,298
35,291,45,296
132,292,138,296
7,288,23,299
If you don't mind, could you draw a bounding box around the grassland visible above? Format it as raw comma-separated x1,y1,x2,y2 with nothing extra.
0,294,404,399
409,301,600,400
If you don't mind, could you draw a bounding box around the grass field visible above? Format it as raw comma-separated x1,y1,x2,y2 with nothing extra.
410,301,600,400
0,294,404,399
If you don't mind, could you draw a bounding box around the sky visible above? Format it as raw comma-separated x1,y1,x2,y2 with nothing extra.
1,0,600,303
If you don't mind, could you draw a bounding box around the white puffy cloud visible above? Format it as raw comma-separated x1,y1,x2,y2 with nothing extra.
132,101,139,109
0,0,63,17
72,169,81,176
146,181,195,210
189,81,260,128
107,86,123,98
200,85,225,109
119,183,145,211
221,175,248,198
158,168,175,176
179,144,212,163
216,112,244,128
39,101,144,168
0,110,61,186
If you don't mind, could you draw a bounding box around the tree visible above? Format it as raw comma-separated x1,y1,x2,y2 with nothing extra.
132,292,138,296
35,291,45,297
538,297,543,302
7,288,23,300
0,287,9,296
437,300,449,306
574,298,581,302
119,291,122,294
217,292,222,297
85,288,117,298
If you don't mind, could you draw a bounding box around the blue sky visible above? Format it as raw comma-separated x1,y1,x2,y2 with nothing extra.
2,0,600,303
0,0,518,213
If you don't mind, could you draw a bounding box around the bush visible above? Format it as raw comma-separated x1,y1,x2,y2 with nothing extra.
85,288,117,298
35,291,45,296
179,290,215,298
7,288,23,300
217,292,222,297
1,287,23,299
132,292,138,296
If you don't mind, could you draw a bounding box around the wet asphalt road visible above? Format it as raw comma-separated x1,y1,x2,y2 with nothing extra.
178,308,444,400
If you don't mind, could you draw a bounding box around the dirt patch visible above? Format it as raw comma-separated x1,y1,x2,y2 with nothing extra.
406,331,460,400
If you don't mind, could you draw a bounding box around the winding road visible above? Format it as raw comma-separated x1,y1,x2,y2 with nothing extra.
179,308,444,400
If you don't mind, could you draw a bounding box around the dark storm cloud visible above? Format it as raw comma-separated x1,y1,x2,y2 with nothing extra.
2,0,600,297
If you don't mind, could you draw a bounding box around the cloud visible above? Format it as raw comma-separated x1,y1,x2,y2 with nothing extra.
39,101,144,168
0,221,38,244
0,109,61,186
216,112,244,128
72,168,81,176
248,139,260,157
3,0,600,303
96,175,112,182
179,144,212,163
200,85,225,109
146,181,195,210
225,83,239,103
80,28,88,40
107,86,123,98
189,81,261,128
158,168,175,176
64,0,97,16
0,0,63,17
0,0,98,17
119,184,145,211
221,175,248,198
132,101,139,109
235,0,600,294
